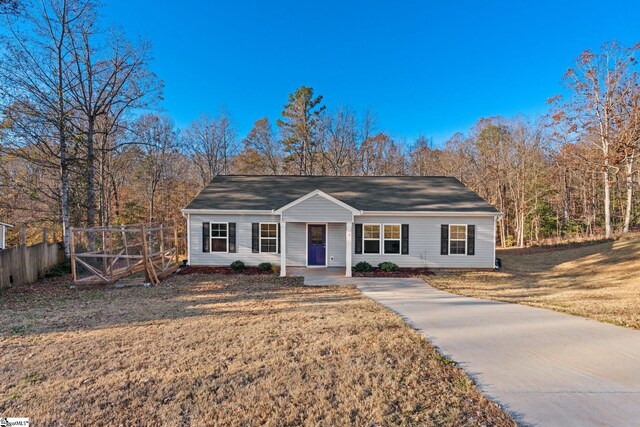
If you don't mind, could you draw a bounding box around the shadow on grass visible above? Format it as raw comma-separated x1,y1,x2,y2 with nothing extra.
0,274,362,337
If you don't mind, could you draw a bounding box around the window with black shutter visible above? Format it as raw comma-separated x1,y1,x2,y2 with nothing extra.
209,223,228,252
259,223,278,253
449,225,467,255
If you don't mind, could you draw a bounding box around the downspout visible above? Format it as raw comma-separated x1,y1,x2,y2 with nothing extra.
181,211,191,265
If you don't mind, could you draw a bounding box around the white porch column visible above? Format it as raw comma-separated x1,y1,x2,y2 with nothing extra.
345,221,352,277
280,220,287,277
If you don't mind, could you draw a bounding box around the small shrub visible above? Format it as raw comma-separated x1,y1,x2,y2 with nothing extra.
258,262,272,272
43,260,72,278
230,260,246,272
354,261,373,273
271,264,280,274
378,261,399,272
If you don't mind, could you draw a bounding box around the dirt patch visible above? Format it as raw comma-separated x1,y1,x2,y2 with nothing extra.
0,274,514,426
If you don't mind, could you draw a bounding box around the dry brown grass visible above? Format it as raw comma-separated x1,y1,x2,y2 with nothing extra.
0,274,513,426
428,238,640,329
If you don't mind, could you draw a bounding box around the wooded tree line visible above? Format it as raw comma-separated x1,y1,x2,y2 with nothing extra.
1,1,639,254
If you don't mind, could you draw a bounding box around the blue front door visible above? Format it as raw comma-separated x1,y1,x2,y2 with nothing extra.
308,224,326,266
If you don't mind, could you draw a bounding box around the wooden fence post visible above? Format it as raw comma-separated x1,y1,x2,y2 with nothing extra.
21,225,26,246
122,226,130,269
70,229,77,283
159,227,165,270
141,225,151,284
43,227,47,244
174,226,179,266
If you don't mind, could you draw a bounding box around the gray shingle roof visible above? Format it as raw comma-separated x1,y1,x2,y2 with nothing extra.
184,175,500,213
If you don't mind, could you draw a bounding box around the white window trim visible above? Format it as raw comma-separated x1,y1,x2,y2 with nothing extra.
449,224,467,256
382,223,402,255
259,222,278,254
363,223,382,255
210,222,229,253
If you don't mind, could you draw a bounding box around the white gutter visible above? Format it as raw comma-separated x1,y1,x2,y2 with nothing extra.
360,211,503,217
181,209,275,215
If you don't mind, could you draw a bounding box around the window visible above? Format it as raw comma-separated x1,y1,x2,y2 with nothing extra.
449,224,467,255
260,223,278,253
363,224,381,254
310,226,323,244
383,224,401,254
210,223,228,252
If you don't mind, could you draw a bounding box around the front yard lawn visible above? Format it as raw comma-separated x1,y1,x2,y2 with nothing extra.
0,274,513,426
428,238,640,329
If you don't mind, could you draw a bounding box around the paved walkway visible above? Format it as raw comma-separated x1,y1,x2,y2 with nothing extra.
356,279,640,426
292,269,640,426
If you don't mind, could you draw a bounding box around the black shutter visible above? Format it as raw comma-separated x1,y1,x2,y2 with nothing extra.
355,224,363,254
202,222,210,252
467,225,475,255
277,223,281,254
401,224,409,255
252,223,259,253
440,224,449,255
228,223,236,253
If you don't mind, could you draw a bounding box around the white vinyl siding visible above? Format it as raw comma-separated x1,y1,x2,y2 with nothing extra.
281,194,354,222
327,223,346,267
189,214,281,266
188,213,496,269
285,223,306,266
353,215,495,268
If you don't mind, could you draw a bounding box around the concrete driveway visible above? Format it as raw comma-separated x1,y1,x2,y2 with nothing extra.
353,278,640,426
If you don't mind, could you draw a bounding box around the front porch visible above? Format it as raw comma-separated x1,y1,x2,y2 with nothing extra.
287,267,352,285
279,221,353,277
276,190,359,278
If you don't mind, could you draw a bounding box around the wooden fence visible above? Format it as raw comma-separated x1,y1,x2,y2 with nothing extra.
70,223,179,286
0,242,64,290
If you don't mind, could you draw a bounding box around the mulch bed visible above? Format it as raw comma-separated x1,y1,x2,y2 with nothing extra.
353,267,434,277
177,265,275,276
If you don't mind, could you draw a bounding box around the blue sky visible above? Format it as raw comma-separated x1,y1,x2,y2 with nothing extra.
104,0,640,146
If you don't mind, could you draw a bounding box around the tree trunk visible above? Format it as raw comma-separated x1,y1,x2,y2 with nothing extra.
60,135,71,257
623,155,634,233
57,21,70,258
603,161,612,239
87,117,96,227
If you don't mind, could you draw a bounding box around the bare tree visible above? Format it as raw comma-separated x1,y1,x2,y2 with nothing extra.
183,112,237,186
320,108,358,175
0,0,90,256
555,41,640,238
67,14,163,228
132,114,178,222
